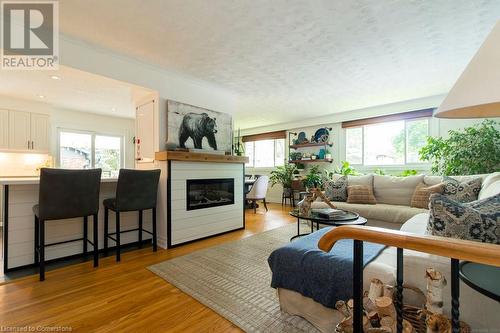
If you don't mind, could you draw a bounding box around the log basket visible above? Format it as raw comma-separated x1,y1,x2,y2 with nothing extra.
334,284,471,333
396,284,470,333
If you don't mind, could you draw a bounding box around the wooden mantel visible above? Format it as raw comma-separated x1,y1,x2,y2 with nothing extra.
155,151,248,164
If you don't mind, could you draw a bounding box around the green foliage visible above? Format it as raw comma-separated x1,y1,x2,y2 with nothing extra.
393,119,428,159
302,165,323,189
400,169,417,177
374,168,386,176
419,120,500,175
334,161,360,176
269,164,297,188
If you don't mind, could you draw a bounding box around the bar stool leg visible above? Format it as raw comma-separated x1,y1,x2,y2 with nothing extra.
104,207,109,257
39,219,45,281
152,207,157,252
83,216,88,257
34,216,39,265
138,210,143,249
115,211,121,262
93,214,98,267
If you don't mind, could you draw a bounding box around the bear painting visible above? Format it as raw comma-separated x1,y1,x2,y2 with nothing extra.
167,100,232,153
179,112,218,150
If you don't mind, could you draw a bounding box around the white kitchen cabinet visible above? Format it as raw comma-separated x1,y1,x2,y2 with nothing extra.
0,110,50,152
30,113,50,152
8,110,31,150
0,109,8,149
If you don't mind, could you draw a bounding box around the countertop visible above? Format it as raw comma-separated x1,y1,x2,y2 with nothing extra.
0,177,118,185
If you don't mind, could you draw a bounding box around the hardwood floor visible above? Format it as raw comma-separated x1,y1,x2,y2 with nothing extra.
0,203,294,332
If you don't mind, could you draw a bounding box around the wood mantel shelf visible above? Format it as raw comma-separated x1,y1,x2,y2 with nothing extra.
155,151,248,164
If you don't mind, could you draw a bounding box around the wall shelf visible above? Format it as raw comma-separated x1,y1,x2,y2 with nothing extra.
289,142,333,149
288,159,333,164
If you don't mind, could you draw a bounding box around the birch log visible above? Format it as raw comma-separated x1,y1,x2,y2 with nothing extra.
425,268,447,314
375,296,396,319
368,278,385,302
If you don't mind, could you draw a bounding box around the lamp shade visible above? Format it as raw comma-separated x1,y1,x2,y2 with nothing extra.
435,21,500,118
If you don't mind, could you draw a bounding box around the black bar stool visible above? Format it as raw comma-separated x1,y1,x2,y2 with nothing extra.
103,169,161,261
33,168,102,281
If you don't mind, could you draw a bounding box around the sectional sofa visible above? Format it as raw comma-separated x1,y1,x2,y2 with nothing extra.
278,172,500,332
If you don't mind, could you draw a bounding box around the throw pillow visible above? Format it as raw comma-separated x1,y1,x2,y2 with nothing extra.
347,185,377,204
410,182,445,209
442,176,482,203
324,176,348,202
427,193,499,244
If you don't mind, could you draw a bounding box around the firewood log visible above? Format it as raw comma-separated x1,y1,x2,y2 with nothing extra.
383,285,394,299
335,300,351,317
375,296,396,319
367,326,392,333
425,268,447,314
363,296,377,313
347,298,354,310
339,316,353,333
426,313,451,333
368,278,385,302
380,316,394,328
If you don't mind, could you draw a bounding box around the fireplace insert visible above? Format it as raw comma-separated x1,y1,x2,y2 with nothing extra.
186,178,235,211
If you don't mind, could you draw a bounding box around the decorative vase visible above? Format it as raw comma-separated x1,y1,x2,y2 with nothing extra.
325,153,332,161
311,155,317,160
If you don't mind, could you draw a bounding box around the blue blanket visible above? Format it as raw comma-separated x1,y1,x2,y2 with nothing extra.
268,227,385,308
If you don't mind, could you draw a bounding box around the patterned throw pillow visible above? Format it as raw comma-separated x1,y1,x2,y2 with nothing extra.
324,176,348,201
427,193,499,244
442,176,482,203
410,182,445,209
347,185,377,204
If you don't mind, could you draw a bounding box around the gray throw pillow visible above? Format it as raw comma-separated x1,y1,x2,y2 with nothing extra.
442,176,482,203
324,176,347,202
427,193,499,244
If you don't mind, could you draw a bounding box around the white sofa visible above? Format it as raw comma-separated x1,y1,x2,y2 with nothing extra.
279,172,500,332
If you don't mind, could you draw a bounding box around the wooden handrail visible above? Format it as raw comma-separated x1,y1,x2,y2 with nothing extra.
318,226,500,267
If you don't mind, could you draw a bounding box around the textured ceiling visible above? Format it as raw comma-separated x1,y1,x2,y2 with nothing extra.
59,0,500,128
0,66,152,118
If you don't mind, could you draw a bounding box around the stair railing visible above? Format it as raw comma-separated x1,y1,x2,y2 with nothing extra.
318,225,500,333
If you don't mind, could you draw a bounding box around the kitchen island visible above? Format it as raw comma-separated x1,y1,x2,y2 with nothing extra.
1,177,153,272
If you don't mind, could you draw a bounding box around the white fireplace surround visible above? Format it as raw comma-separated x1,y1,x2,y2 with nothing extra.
168,161,244,247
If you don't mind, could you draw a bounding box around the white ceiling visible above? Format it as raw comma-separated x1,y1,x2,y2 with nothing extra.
58,0,500,128
0,66,153,118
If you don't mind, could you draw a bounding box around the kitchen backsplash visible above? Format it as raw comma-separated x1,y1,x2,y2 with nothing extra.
0,152,53,177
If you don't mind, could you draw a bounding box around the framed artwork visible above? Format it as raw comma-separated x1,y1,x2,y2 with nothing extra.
167,100,232,153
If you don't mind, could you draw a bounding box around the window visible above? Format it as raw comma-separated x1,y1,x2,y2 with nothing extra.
245,138,285,168
345,118,429,166
59,130,123,178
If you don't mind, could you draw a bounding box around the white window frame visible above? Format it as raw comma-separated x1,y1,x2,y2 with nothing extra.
245,138,285,169
57,128,124,174
345,117,430,168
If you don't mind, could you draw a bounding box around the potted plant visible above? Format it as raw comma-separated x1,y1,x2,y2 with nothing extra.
270,164,297,195
419,120,500,175
302,165,323,190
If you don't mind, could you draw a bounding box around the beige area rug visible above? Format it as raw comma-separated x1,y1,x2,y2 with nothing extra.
148,224,320,332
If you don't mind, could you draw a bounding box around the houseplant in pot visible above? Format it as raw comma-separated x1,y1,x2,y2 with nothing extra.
302,165,323,190
269,164,297,196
